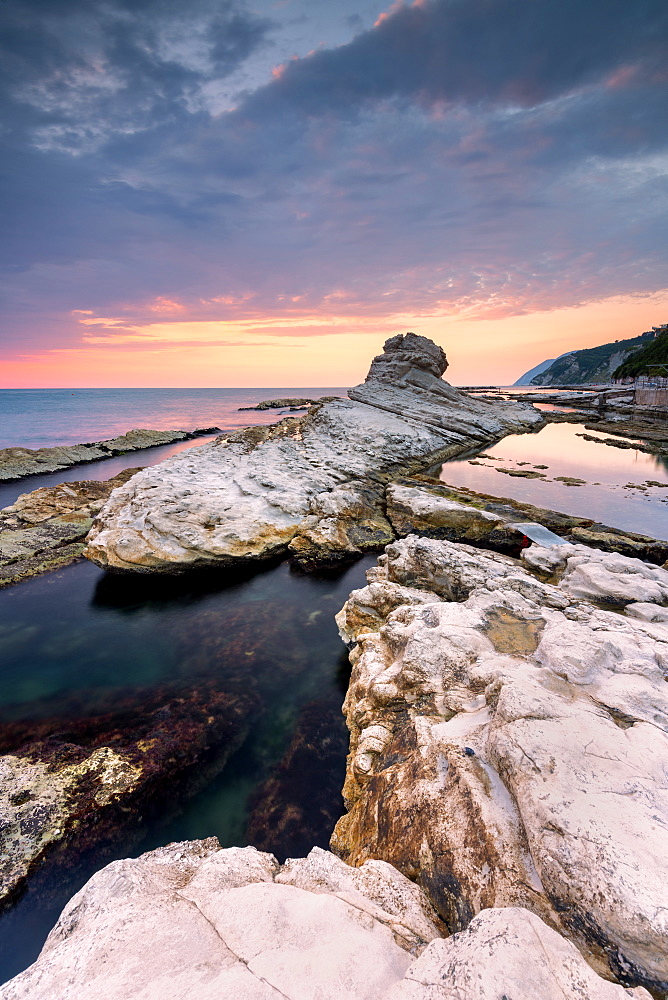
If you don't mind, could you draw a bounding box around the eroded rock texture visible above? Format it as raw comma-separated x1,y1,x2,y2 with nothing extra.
84,334,542,573
333,534,668,994
0,470,141,586
0,842,649,1000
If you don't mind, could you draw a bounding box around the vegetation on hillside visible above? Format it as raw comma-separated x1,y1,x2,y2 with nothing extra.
529,331,654,385
612,326,668,379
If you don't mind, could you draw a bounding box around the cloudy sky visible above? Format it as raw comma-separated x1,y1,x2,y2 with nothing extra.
1,0,667,386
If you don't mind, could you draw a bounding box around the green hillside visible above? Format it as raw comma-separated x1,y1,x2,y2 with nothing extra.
529,331,655,385
612,326,668,379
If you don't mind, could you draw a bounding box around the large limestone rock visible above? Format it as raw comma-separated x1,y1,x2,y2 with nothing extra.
523,541,668,607
333,535,668,994
0,842,648,1000
84,334,543,572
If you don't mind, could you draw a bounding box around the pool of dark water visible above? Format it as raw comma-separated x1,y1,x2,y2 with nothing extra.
0,554,373,984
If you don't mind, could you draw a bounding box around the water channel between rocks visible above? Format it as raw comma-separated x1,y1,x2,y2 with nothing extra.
1,409,668,984
0,555,374,983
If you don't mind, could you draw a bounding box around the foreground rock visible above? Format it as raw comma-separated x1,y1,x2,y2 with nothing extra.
0,841,649,1000
0,428,207,483
333,534,668,993
0,470,142,587
84,334,543,573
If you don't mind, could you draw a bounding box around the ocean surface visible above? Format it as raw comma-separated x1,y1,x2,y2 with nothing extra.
0,387,349,449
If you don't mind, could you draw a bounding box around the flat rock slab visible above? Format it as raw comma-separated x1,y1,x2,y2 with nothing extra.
84,334,543,573
396,476,668,563
333,534,668,993
0,429,193,482
0,843,648,1000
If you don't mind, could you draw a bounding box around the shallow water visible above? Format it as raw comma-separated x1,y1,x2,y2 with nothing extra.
0,555,373,983
0,387,347,450
438,420,668,539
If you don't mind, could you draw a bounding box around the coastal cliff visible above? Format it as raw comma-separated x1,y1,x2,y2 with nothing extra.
84,334,543,573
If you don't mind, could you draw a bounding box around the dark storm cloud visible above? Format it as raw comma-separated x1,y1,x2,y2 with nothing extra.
243,0,668,116
0,0,667,358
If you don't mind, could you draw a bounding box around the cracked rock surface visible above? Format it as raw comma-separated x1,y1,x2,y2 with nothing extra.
0,842,649,1000
84,334,542,573
332,534,668,994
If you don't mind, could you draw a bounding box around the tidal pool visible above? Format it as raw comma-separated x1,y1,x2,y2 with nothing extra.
0,554,373,983
438,419,668,540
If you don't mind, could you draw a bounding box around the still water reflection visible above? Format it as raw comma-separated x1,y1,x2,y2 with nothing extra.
439,420,668,540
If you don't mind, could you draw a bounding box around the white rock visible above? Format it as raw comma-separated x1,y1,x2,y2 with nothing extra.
0,842,442,1000
1,844,646,1000
333,535,668,992
84,335,542,572
387,907,652,1000
523,543,668,606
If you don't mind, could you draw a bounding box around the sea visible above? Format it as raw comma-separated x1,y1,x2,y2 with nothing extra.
0,387,350,450
1,386,668,983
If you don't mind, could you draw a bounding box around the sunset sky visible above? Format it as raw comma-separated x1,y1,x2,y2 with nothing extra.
1,0,667,387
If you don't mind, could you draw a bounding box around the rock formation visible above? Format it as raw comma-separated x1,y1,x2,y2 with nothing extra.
0,429,206,483
85,334,543,573
0,841,650,1000
386,475,668,563
332,531,668,994
0,470,142,587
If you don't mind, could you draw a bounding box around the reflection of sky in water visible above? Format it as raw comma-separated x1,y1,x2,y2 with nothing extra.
440,421,668,540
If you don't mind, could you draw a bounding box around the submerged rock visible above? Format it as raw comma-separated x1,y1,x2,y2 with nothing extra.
0,842,648,1000
333,534,668,993
84,334,543,573
0,682,256,910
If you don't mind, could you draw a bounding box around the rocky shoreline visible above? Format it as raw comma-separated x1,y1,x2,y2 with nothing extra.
0,427,219,483
84,334,544,573
1,335,667,998
332,529,668,994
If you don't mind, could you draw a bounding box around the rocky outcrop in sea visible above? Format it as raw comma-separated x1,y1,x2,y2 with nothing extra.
0,470,142,586
0,428,210,483
84,334,543,573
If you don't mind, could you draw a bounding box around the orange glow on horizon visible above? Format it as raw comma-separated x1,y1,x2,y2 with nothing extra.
2,292,668,388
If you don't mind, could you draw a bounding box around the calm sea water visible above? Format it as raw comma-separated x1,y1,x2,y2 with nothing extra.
0,388,348,449
436,417,668,540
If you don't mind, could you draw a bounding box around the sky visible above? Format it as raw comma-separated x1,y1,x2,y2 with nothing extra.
1,0,667,387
